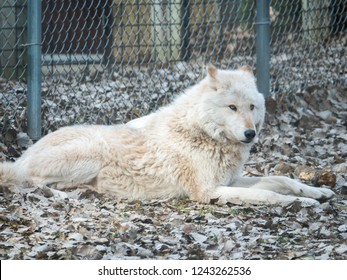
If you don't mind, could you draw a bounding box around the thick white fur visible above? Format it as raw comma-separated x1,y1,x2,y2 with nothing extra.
0,66,335,206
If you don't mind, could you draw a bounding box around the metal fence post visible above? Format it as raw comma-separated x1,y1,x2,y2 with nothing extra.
180,0,190,61
27,0,42,139
255,0,270,97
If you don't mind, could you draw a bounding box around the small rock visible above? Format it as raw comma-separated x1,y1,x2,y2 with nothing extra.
315,171,336,187
295,166,316,182
295,166,336,187
41,186,54,198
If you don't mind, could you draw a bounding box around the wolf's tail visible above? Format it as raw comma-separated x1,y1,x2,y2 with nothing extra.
0,162,21,185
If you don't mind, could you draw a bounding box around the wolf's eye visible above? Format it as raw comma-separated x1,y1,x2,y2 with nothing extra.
250,104,255,110
229,105,237,111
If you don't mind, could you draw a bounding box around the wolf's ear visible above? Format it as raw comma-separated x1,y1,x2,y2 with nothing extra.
207,65,218,79
239,65,254,75
206,65,219,91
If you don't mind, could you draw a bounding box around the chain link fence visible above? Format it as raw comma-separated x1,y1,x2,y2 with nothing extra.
1,0,346,141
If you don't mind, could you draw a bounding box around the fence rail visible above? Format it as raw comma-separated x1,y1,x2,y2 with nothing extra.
0,0,346,140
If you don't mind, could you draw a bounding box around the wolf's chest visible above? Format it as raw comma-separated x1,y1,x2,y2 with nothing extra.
218,165,242,186
214,149,248,186
220,171,234,186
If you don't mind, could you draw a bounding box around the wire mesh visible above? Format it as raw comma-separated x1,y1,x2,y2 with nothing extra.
270,0,346,94
0,0,27,148
0,0,346,138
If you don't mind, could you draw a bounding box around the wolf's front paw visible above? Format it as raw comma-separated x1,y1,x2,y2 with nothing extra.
299,183,336,202
314,187,336,203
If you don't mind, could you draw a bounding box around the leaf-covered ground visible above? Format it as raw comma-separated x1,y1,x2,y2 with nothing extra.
0,86,346,260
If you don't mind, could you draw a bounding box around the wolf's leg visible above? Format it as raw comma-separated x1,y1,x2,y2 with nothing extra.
234,176,335,201
17,147,103,187
0,162,20,185
211,186,319,207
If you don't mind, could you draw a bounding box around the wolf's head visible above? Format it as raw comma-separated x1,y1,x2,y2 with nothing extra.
196,65,265,144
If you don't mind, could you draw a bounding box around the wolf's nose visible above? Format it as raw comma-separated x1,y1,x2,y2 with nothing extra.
244,129,256,140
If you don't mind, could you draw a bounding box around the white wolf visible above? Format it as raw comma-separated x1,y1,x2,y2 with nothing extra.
0,66,335,206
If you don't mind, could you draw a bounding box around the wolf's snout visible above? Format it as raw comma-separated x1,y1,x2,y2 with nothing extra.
244,129,256,140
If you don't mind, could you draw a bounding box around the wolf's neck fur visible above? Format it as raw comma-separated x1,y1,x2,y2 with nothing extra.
166,81,230,143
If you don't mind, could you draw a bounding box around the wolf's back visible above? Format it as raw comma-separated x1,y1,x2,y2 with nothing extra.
0,162,20,185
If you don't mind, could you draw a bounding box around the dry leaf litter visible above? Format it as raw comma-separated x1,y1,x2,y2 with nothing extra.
0,78,346,260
